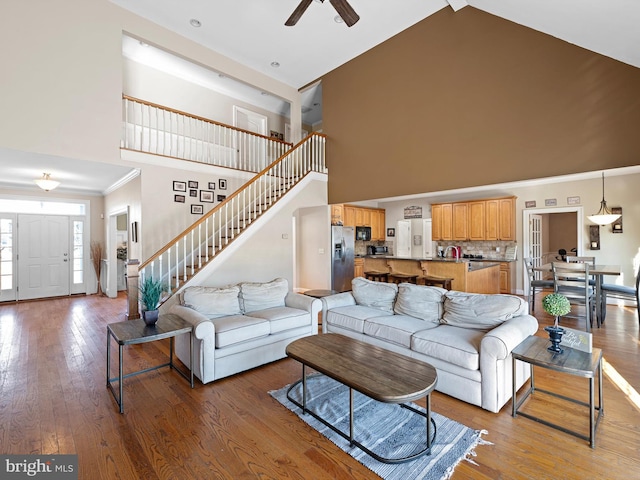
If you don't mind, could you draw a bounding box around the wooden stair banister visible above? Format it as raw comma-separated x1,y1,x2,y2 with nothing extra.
129,133,326,318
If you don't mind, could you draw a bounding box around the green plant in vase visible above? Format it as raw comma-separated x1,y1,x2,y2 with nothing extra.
139,276,165,326
542,293,571,353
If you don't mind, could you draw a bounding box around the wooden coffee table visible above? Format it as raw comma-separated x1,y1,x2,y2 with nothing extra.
285,333,438,463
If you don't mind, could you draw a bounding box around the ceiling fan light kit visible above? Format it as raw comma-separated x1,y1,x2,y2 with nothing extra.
587,172,621,226
286,0,359,27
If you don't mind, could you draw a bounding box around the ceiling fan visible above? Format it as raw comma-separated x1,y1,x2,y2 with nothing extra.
285,0,360,27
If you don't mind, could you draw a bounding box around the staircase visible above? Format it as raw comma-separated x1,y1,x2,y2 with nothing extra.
130,132,326,316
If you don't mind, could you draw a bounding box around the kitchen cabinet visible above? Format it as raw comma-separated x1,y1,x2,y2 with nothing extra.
499,262,513,294
331,205,343,225
354,258,364,278
432,196,515,241
370,209,385,241
468,201,485,241
432,203,452,241
343,206,356,227
452,203,468,241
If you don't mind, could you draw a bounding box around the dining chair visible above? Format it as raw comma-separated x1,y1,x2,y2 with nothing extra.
566,256,596,286
601,267,640,325
524,257,554,313
552,262,597,331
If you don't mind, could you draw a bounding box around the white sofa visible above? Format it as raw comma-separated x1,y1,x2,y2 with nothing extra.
321,278,538,413
170,278,321,384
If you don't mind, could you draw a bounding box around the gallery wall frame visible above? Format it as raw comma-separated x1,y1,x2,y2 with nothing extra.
191,204,203,215
174,194,185,203
173,181,186,192
200,190,214,203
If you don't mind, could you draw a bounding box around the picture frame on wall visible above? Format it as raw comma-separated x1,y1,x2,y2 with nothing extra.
200,190,214,203
191,204,203,215
189,189,197,197
387,228,395,237
188,180,198,189
217,195,226,202
219,179,227,190
174,194,186,203
208,182,216,190
173,181,186,192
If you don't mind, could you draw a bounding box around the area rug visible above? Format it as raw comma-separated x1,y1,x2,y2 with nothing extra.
269,375,490,480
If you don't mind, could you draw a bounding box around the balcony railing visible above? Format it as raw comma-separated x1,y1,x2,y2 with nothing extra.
135,133,326,312
121,95,293,172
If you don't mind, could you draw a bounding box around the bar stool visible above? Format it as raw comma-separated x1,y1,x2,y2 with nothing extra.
364,271,389,282
387,273,418,284
420,275,453,290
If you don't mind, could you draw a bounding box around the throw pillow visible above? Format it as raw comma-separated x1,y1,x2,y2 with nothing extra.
182,285,241,318
240,277,288,313
441,291,527,330
351,277,398,312
394,283,446,323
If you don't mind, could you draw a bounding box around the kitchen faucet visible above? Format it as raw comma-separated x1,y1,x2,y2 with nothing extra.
444,246,459,259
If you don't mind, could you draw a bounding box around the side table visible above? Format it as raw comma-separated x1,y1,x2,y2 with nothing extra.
511,335,603,448
303,289,338,326
107,313,194,413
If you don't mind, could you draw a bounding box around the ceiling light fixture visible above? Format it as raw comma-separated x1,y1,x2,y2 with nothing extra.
587,172,621,225
189,18,201,27
270,61,280,68
34,173,60,192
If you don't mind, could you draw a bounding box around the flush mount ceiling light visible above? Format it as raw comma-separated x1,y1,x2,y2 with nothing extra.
189,18,201,27
34,173,60,191
587,172,621,225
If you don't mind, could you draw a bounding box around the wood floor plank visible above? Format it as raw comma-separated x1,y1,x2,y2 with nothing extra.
0,293,639,479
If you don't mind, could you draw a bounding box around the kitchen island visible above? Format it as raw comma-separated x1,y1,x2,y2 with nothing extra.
363,256,501,294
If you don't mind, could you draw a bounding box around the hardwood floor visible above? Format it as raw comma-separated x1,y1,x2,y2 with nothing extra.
0,293,639,479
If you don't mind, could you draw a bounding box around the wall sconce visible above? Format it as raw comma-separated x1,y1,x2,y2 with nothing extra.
34,173,60,191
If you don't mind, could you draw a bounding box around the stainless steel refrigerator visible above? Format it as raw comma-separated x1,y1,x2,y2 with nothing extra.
331,226,355,292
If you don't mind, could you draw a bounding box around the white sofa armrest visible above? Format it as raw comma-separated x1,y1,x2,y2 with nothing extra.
169,304,215,340
285,292,320,313
480,313,539,413
481,314,539,360
320,292,356,333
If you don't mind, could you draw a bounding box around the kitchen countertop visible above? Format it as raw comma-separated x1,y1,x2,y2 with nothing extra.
361,255,503,271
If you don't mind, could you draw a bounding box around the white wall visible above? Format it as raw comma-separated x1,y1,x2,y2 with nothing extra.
296,206,331,291
123,59,289,135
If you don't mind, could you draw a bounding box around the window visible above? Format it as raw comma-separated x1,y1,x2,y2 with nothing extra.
0,218,13,291
72,221,84,284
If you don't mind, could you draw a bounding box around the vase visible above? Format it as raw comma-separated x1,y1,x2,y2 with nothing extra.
544,325,565,354
142,309,159,326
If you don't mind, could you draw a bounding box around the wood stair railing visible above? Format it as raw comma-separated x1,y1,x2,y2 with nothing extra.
129,133,326,318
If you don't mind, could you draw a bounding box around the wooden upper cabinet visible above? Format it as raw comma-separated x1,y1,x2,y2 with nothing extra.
361,208,371,227
431,204,442,240
343,206,356,227
468,201,485,241
432,203,453,240
370,209,385,241
331,204,343,225
485,199,499,240
498,197,516,240
452,203,468,241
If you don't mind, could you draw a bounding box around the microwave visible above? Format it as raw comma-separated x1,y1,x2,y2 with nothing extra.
355,226,371,241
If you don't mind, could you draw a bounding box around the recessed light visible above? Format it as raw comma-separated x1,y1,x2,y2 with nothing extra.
261,92,269,96
270,61,280,68
334,15,343,23
139,41,149,47
190,18,201,28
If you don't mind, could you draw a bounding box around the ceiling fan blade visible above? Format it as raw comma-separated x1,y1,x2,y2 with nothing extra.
285,0,314,26
329,0,360,27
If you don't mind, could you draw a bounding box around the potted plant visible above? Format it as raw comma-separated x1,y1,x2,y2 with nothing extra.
541,293,571,353
139,276,165,326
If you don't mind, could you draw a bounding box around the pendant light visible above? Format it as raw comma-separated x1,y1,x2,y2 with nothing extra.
34,173,60,191
587,172,620,225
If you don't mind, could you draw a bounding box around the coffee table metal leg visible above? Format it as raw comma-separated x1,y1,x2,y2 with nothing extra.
118,343,124,413
349,388,354,446
302,364,307,413
426,394,432,449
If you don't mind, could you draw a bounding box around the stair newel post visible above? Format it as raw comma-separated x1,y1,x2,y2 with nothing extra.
126,259,141,320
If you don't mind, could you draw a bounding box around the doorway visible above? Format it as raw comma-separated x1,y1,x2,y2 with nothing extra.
522,206,584,291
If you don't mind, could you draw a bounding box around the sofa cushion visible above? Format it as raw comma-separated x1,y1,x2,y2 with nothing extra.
211,315,270,348
411,325,484,370
441,291,527,330
363,314,439,348
248,306,310,334
325,305,389,333
393,283,446,323
182,285,241,318
240,278,288,313
351,277,398,312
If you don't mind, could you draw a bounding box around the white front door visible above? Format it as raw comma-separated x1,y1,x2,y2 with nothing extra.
18,215,70,300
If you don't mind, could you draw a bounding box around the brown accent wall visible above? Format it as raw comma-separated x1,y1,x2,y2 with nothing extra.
323,8,640,203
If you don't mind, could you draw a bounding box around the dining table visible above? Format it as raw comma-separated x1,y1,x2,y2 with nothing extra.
533,263,621,327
